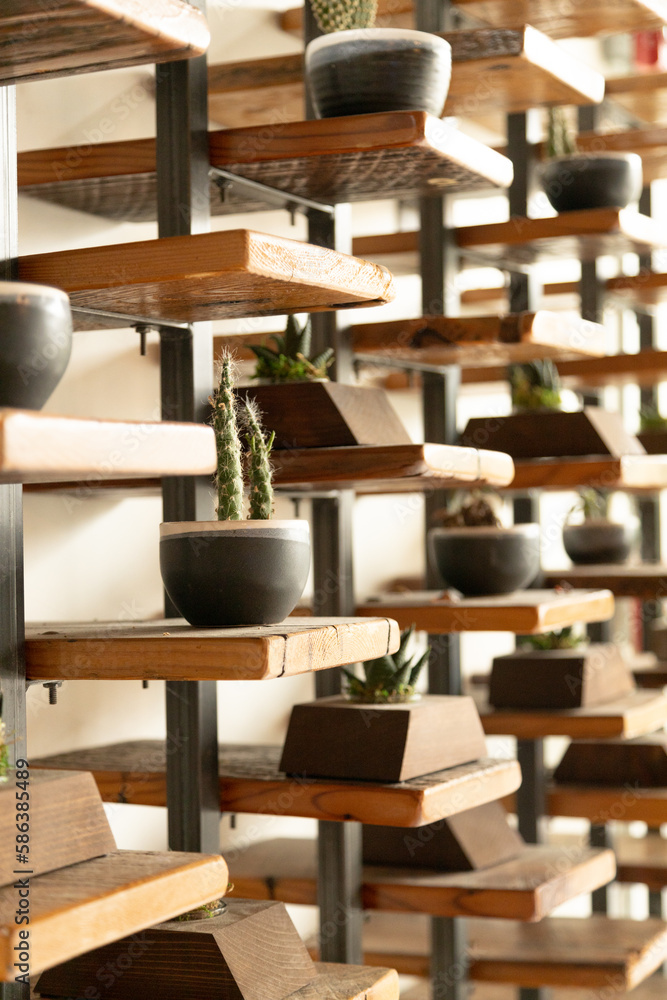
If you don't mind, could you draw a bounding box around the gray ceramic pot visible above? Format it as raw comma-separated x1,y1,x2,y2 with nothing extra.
562,520,635,565
159,520,311,627
428,524,541,597
305,28,452,119
0,281,72,409
537,152,643,214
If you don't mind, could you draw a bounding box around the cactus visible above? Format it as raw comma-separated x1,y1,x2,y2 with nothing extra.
342,624,430,703
509,359,562,412
246,315,334,383
545,107,578,159
211,353,244,521
243,398,275,521
309,0,378,32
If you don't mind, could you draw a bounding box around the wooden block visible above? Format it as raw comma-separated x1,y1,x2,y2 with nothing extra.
37,899,316,1000
460,408,644,459
650,620,667,660
554,734,667,788
280,694,487,782
0,770,115,887
362,801,524,870
489,644,635,710
638,429,667,453
238,382,411,450
508,454,667,491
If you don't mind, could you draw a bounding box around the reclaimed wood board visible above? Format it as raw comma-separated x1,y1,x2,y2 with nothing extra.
400,977,667,1000
0,850,229,981
547,784,667,825
17,231,395,323
544,564,667,599
554,734,667,787
508,455,667,491
460,348,667,388
24,617,399,682
356,589,614,635
0,0,209,85
606,71,667,125
32,742,522,827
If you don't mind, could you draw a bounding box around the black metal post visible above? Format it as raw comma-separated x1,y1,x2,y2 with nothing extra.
590,824,611,913
507,112,540,314
516,739,545,844
430,916,468,1000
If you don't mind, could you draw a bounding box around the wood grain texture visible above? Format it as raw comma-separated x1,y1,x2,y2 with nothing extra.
0,408,215,484
508,455,667,491
544,564,667,599
227,836,613,921
547,783,667,825
0,770,115,887
554,734,667,787
24,617,399,682
32,741,522,826
456,209,664,272
0,850,229,980
349,312,606,369
17,230,395,322
36,899,317,1000
0,0,209,85
271,443,514,493
606,71,667,125
477,689,667,739
356,589,615,635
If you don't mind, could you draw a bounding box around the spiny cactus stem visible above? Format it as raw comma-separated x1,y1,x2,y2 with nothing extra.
212,355,244,521
243,400,275,521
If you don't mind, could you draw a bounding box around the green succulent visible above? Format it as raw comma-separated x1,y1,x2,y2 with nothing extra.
247,316,334,383
342,625,430,703
175,898,228,922
639,404,667,433
569,487,610,522
518,626,587,651
432,490,501,528
545,107,578,160
509,359,562,412
309,0,378,32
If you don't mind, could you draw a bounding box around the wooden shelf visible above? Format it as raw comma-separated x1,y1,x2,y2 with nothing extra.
544,565,667,599
356,589,614,635
401,976,667,1000
606,71,667,125
0,0,209,85
461,349,667,390
347,914,667,991
208,26,603,131
456,209,664,272
17,230,394,325
24,616,399,682
271,443,514,493
33,742,522,826
0,408,215,485
607,269,667,308
614,833,667,890
280,0,667,40
573,126,667,185
477,689,667,740
349,312,606,371
633,661,667,687
0,849,228,980
227,837,614,922
509,455,667,491
18,112,512,225
547,784,667,826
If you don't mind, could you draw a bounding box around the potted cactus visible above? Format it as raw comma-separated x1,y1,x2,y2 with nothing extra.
537,106,642,214
159,354,310,627
238,315,412,450
304,0,452,119
562,488,637,566
281,624,488,781
427,492,540,597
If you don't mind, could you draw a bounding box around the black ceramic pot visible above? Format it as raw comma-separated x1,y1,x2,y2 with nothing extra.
428,524,541,597
159,520,311,627
537,152,643,213
305,28,452,119
0,281,72,409
562,520,635,565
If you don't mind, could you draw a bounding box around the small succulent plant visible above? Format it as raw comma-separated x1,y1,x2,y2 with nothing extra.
519,627,587,651
309,0,378,32
247,316,334,383
545,107,578,160
568,487,610,523
211,352,275,521
175,898,228,921
639,404,667,433
342,624,430,703
509,359,562,412
432,491,501,528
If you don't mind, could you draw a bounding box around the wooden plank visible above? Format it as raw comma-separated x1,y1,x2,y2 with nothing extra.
614,833,667,890
0,0,209,85
0,408,215,485
271,443,514,493
544,565,667,600
32,742,522,826
0,850,229,980
24,616,400,682
456,209,665,272
226,837,614,922
554,734,667,787
17,230,395,323
280,0,667,39
547,784,667,825
477,689,667,740
349,312,606,370
508,455,667,491
461,348,667,388
0,770,115,887
401,977,667,1000
606,71,667,125
355,589,614,635
607,269,667,307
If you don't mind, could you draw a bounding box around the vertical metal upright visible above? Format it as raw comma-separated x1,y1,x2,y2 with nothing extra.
0,80,29,1000
155,1,220,854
